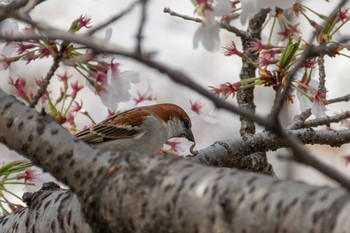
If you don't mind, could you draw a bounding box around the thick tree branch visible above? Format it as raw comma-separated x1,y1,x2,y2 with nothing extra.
0,89,114,203
2,147,350,233
237,8,274,175
188,127,350,167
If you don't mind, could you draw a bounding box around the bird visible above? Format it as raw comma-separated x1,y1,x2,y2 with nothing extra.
75,103,195,154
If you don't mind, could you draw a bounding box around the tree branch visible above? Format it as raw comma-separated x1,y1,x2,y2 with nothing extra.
28,56,60,108
188,127,350,167
135,0,148,54
88,1,138,35
163,7,248,38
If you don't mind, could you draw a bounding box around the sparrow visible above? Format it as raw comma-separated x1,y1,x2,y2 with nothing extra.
75,103,196,154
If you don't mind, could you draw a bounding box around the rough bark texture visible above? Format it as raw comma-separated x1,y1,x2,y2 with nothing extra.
2,155,350,233
187,127,350,168
0,183,92,233
237,9,273,175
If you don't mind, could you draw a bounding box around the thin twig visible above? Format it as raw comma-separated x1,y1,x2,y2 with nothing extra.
292,111,350,130
29,40,68,108
277,125,350,192
88,1,138,35
287,109,312,130
287,93,350,130
135,0,148,54
326,93,350,105
163,7,247,38
29,57,60,108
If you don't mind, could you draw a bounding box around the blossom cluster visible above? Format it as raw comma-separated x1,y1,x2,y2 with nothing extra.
190,0,350,118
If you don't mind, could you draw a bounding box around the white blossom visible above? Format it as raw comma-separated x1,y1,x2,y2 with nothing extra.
297,77,327,118
99,68,139,109
193,0,231,51
240,0,296,25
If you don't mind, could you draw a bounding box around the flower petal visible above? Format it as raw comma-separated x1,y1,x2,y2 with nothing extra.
240,0,295,25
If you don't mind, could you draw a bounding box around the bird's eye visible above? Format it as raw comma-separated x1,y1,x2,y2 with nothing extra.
182,119,191,128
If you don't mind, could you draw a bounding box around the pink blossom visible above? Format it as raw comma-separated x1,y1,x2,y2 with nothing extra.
16,169,37,183
133,81,157,106
8,76,29,101
278,23,300,41
0,19,20,76
312,89,327,118
35,76,44,87
337,8,349,22
107,109,115,118
77,15,92,30
71,100,83,112
22,51,36,64
58,72,71,89
257,49,280,68
16,42,36,54
249,39,269,52
67,112,76,126
0,56,18,70
190,100,217,124
70,81,84,97
223,41,243,57
296,75,327,118
39,45,53,58
303,59,317,69
210,81,241,99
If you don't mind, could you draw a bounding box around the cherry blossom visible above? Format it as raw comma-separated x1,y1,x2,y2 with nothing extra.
240,0,296,25
132,80,157,107
193,0,231,51
0,19,20,77
209,81,241,99
296,74,327,118
16,169,37,183
190,100,218,124
98,64,139,109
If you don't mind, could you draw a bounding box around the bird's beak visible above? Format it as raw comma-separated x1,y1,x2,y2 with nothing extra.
184,129,195,142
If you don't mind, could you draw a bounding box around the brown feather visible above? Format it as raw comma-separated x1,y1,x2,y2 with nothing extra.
75,103,190,144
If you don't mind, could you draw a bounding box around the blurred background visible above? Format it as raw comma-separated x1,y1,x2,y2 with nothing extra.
1,0,350,210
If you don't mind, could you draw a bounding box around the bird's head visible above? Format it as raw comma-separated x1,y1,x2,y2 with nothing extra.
145,103,195,143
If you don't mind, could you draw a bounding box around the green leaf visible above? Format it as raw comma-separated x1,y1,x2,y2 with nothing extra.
279,37,301,69
47,95,58,117
0,161,31,176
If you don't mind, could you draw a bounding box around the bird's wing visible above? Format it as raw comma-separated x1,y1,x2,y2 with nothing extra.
75,107,151,143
